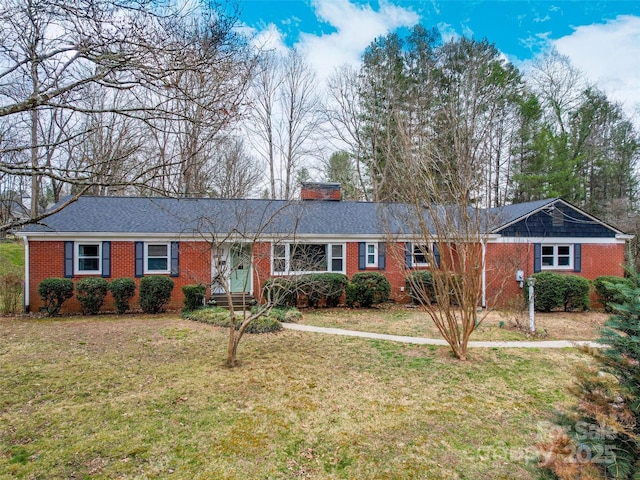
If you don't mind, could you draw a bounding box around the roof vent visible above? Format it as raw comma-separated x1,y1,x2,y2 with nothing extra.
300,182,341,201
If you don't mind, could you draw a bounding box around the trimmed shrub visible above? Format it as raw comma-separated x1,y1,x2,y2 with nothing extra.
108,278,136,314
184,307,282,333
182,284,206,311
562,275,590,311
593,275,634,312
524,272,590,312
346,272,391,308
405,271,435,304
183,306,230,326
524,272,564,312
0,273,23,314
320,273,348,307
266,306,302,323
245,315,282,333
76,277,108,315
301,273,348,307
263,277,297,307
139,276,174,314
37,277,73,316
405,271,463,306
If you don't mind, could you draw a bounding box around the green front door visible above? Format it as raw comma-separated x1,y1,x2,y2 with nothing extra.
230,244,251,293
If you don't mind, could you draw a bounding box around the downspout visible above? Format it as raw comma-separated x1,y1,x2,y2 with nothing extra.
23,237,30,313
481,239,486,309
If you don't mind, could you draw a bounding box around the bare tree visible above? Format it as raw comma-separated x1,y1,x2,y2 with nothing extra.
209,137,262,198
246,50,323,200
190,200,308,367
247,51,281,199
324,66,370,199
386,38,518,360
0,0,251,231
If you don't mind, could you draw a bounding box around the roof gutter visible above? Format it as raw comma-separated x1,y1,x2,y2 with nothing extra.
23,237,29,313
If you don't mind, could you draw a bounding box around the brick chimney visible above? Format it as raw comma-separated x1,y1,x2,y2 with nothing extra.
300,182,341,201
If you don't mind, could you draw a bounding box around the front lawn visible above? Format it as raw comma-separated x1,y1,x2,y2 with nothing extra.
1,314,588,479
300,305,608,341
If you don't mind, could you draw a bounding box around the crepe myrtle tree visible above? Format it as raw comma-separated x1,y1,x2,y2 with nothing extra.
384,41,514,360
193,199,338,368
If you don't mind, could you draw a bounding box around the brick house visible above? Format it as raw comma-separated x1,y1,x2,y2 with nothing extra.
19,183,630,313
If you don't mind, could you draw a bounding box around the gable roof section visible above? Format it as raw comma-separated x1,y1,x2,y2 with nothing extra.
489,198,624,237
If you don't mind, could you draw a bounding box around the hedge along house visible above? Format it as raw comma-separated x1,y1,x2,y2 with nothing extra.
19,183,630,313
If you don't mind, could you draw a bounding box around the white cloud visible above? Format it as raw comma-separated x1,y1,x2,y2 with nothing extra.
248,23,290,55
436,22,458,42
291,0,419,83
553,15,640,121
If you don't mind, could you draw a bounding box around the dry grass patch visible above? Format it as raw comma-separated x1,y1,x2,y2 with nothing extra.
299,304,608,341
1,314,590,479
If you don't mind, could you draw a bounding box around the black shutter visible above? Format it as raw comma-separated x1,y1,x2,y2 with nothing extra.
405,242,412,269
358,242,366,270
574,243,581,272
534,243,541,273
102,241,111,278
64,241,74,278
378,242,386,270
433,242,441,268
135,242,144,277
170,241,179,277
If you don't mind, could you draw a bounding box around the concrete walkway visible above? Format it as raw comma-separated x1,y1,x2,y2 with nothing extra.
282,323,603,349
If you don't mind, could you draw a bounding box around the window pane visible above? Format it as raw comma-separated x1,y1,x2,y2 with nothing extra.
274,244,286,257
558,256,570,266
79,258,99,271
541,246,554,256
79,244,99,257
148,244,167,257
331,244,343,258
368,254,376,264
331,258,343,272
414,245,428,264
148,258,168,271
367,244,375,254
291,244,327,271
274,258,286,272
558,246,570,256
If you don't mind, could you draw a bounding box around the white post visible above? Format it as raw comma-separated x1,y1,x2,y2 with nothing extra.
527,277,535,333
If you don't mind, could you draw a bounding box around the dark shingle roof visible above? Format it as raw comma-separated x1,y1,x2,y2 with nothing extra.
485,198,557,233
23,195,608,237
21,197,410,236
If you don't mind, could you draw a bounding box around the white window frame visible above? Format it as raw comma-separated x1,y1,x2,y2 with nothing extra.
366,243,378,267
541,244,573,270
330,244,345,273
145,242,171,274
412,244,430,267
272,242,346,275
75,242,101,275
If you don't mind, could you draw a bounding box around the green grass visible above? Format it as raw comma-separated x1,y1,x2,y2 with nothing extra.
300,306,531,341
0,238,24,273
300,305,605,341
0,314,589,479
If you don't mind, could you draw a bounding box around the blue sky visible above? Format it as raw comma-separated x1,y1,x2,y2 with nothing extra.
239,0,640,118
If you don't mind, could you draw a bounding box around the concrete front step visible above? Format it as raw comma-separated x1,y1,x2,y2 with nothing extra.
208,293,256,310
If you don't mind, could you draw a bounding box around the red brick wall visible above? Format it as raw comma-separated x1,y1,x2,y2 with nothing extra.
28,238,626,312
28,240,213,313
345,242,413,302
485,242,626,308
252,241,272,302
300,184,341,201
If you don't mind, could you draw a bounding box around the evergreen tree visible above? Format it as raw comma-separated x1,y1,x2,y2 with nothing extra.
539,278,640,479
